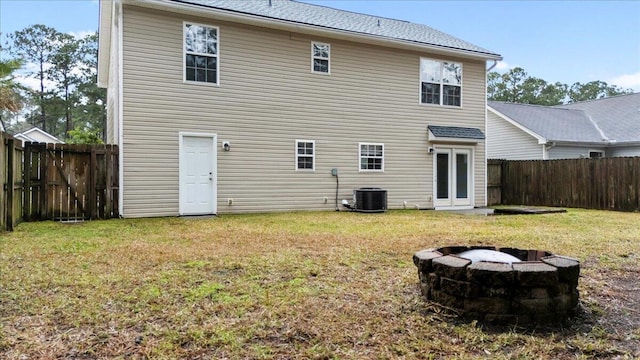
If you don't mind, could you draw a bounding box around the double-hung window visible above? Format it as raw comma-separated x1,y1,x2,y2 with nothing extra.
296,140,315,171
359,143,384,171
312,42,330,74
184,23,219,84
420,58,462,106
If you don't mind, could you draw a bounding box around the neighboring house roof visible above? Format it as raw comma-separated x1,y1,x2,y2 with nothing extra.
177,0,501,58
555,93,640,144
14,127,63,144
488,101,607,144
428,125,485,140
99,0,502,86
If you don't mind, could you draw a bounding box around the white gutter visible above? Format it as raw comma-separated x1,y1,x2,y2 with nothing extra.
124,0,502,62
117,0,125,217
97,0,113,88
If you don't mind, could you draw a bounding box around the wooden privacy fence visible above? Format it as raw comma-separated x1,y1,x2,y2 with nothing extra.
1,132,24,231
2,131,119,231
488,157,640,212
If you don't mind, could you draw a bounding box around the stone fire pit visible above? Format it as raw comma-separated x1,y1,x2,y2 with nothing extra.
413,246,580,324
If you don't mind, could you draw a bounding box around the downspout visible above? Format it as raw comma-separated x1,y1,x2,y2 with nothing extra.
482,60,498,207
487,59,498,72
543,141,556,160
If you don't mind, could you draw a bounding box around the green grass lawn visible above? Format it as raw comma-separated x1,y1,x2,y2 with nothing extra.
1,209,639,359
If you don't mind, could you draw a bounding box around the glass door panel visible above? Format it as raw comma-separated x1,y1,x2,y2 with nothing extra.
436,153,449,200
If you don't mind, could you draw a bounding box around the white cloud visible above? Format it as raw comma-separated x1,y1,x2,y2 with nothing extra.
608,72,640,92
16,74,56,93
494,61,511,71
68,30,95,39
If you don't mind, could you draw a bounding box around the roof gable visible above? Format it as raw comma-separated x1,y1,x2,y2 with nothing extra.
15,127,63,144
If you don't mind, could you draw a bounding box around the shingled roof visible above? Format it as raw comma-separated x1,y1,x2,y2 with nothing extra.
173,0,501,59
488,101,606,143
489,94,640,145
556,93,640,144
428,125,485,140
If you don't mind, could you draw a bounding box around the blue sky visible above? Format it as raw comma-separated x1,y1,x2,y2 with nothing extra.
1,0,639,91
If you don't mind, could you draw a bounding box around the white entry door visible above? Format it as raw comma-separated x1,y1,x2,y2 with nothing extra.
179,133,217,215
434,147,472,208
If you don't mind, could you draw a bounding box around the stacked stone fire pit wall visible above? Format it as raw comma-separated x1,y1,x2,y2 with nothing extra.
413,246,580,324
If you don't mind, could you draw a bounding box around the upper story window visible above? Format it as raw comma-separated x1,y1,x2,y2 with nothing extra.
184,23,219,84
296,140,315,171
420,58,462,107
312,42,330,74
359,143,384,172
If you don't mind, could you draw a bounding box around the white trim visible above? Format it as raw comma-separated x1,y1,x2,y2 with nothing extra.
419,57,462,107
358,142,384,172
487,106,547,144
18,127,63,143
178,132,218,215
428,134,481,144
295,139,316,171
119,0,502,62
183,21,220,86
432,145,474,209
311,41,330,75
117,0,125,217
483,75,488,207
97,0,115,88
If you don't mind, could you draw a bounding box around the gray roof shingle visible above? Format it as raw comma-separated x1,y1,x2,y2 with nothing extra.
174,0,501,58
428,125,485,140
556,93,640,144
488,101,607,143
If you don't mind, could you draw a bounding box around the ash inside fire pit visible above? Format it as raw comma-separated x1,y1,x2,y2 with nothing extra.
413,246,580,324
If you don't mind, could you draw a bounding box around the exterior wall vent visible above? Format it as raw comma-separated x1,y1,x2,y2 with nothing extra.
354,188,387,213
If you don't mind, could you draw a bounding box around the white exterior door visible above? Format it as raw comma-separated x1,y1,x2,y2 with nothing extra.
433,147,472,209
179,133,217,215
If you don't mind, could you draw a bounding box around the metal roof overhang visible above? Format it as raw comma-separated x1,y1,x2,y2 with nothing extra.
427,126,485,144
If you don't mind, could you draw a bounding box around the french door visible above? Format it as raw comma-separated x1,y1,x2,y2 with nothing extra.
434,147,472,208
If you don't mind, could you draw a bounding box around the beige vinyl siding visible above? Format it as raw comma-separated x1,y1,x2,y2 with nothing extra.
486,110,543,160
121,5,488,216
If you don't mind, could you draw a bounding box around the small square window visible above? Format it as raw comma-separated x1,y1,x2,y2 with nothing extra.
359,143,384,171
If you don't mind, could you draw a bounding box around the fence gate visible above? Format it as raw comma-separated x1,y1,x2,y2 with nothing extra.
2,132,24,231
24,142,119,221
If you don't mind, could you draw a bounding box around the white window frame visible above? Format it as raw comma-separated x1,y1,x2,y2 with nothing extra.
419,57,462,107
295,140,315,171
359,142,384,172
311,42,330,74
183,22,220,86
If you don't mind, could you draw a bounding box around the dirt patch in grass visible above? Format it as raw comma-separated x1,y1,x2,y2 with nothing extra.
1,209,639,359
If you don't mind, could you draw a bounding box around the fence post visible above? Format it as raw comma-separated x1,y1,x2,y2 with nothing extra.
6,138,14,231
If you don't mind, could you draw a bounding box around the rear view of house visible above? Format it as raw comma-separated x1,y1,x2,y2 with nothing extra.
98,0,502,217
